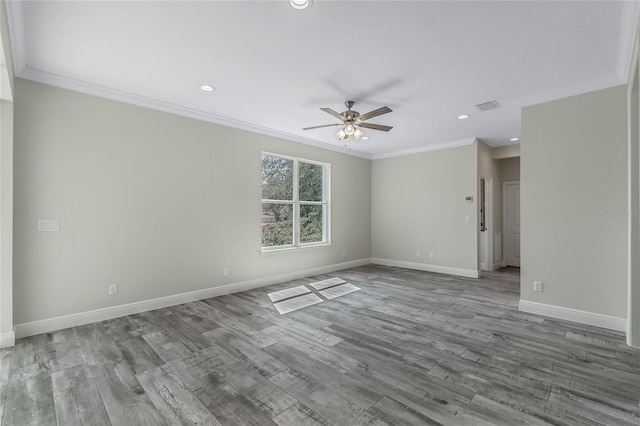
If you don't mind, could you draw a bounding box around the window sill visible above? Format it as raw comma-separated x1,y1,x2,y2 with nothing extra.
261,243,333,254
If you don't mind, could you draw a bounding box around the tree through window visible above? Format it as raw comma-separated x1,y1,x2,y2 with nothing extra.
261,153,330,249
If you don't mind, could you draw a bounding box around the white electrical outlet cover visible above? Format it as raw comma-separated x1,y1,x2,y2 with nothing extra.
38,220,60,232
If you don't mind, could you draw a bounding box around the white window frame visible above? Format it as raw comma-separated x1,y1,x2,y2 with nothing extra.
261,152,331,252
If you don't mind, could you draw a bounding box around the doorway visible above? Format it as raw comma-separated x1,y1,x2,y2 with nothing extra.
504,181,520,267
479,177,492,271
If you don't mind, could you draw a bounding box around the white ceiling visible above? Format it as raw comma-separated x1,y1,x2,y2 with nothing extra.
6,0,640,159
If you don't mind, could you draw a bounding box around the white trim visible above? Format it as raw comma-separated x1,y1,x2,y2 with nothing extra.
4,0,25,75
260,152,331,250
519,79,625,109
627,26,640,350
371,258,479,278
371,138,476,160
261,243,333,254
617,0,640,82
14,258,371,339
0,331,15,348
519,300,627,332
503,181,520,268
16,68,373,160
492,260,504,271
479,175,493,272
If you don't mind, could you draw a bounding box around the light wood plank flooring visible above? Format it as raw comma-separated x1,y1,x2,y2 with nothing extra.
1,265,639,425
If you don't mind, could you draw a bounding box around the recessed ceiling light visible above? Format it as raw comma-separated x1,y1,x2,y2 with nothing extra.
200,85,215,92
458,114,470,120
290,0,310,9
510,137,520,142
361,136,369,140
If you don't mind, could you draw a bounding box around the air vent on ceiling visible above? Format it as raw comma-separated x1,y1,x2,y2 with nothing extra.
475,100,501,112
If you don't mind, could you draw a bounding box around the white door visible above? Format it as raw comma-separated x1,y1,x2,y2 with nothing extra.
505,182,520,267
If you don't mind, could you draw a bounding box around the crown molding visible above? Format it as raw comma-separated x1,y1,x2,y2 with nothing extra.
371,137,477,160
18,67,372,160
617,0,640,82
5,0,25,75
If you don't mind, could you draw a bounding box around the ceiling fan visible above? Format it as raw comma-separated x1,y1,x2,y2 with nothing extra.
303,100,393,140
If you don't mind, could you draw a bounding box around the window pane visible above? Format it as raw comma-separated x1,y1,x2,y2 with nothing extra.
300,204,323,244
262,203,293,247
299,162,323,202
262,155,293,201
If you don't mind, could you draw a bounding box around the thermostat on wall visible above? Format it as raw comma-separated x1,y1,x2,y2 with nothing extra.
465,196,473,203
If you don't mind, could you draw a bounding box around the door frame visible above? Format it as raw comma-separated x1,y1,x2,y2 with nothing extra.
503,181,520,268
479,176,493,272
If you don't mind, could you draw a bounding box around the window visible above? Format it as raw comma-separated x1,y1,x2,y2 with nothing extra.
261,153,330,250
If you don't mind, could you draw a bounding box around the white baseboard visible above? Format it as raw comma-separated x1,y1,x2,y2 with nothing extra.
492,260,504,271
627,323,640,348
14,258,371,340
627,323,638,348
371,258,479,278
0,331,15,348
519,300,627,332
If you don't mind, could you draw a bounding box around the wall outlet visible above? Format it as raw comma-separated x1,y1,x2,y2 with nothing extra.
465,216,470,223
342,250,347,257
429,252,434,258
223,267,229,277
38,220,60,232
108,284,118,296
533,281,543,292
416,250,421,257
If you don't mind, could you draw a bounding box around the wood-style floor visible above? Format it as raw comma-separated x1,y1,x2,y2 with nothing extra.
1,265,639,425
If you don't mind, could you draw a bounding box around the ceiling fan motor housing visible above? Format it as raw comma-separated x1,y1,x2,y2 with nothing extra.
344,111,359,122
343,100,360,122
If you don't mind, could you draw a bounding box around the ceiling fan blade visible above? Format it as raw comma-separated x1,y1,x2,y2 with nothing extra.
320,108,345,121
358,106,392,122
358,122,393,132
303,123,343,130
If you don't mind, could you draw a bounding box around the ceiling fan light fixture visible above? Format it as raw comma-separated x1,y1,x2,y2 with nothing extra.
344,123,355,135
354,128,364,140
336,129,347,140
290,0,310,9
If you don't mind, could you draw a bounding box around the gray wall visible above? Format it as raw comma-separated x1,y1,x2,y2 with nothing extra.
521,85,628,318
0,0,14,346
627,30,640,347
371,143,478,274
1,0,13,96
493,144,520,160
13,79,372,325
499,157,520,183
